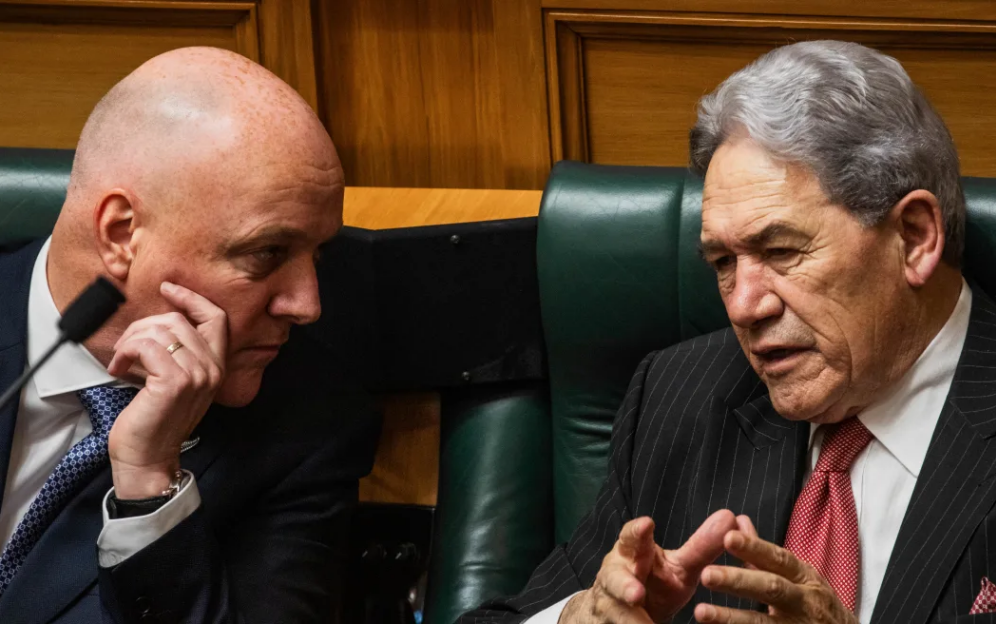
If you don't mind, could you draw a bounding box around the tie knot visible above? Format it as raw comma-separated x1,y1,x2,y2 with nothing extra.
76,386,138,438
814,418,873,473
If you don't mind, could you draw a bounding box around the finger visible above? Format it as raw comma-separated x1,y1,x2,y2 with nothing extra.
736,515,758,538
735,516,759,571
108,336,182,381
700,565,803,611
113,326,209,379
160,282,228,356
617,517,656,561
694,603,770,624
669,509,738,577
723,532,810,584
113,313,211,361
598,561,647,606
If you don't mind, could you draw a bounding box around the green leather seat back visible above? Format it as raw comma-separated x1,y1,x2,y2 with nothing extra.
537,162,687,543
0,148,73,244
538,161,996,548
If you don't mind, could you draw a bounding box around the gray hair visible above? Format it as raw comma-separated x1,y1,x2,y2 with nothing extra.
690,40,965,265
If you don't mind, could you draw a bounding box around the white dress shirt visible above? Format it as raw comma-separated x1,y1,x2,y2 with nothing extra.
0,238,200,568
527,280,972,624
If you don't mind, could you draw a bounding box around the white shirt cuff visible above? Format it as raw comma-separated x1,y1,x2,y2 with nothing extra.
97,470,201,568
524,592,579,624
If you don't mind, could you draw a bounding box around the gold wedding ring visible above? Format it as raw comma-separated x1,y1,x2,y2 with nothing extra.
166,341,184,355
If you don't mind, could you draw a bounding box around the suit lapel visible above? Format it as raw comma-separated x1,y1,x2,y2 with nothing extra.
0,241,45,514
872,291,996,624
687,393,808,614
0,410,229,624
728,394,809,546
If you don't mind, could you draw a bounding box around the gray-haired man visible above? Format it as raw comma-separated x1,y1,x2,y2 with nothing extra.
460,40,988,624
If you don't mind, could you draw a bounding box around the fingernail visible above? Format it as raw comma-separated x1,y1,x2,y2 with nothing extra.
161,281,175,293
700,604,716,621
702,568,714,584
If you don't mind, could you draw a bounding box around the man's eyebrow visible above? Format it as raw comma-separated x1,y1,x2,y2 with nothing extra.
224,226,312,254
698,222,808,260
741,222,808,247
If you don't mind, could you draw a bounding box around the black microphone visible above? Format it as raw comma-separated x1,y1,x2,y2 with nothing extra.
0,276,125,412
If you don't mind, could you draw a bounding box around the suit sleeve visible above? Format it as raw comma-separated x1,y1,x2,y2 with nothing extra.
457,351,658,623
96,404,381,624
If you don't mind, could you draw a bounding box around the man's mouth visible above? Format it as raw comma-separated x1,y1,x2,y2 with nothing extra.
752,346,811,375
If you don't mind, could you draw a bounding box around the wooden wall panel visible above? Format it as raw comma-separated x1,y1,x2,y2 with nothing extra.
546,11,996,177
0,0,318,149
313,0,550,190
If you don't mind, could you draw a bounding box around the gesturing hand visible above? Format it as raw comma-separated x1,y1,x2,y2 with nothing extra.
694,527,858,624
560,510,741,624
106,282,228,499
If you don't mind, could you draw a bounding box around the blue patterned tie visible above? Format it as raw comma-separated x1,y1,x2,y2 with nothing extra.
0,385,137,595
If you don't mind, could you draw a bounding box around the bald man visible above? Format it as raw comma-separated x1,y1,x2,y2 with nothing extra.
0,47,378,622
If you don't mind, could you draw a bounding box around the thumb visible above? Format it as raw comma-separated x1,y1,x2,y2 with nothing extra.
617,517,657,577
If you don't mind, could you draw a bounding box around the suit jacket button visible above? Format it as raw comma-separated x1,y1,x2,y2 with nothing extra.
135,597,152,615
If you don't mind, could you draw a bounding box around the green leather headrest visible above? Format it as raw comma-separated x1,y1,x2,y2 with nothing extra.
0,148,73,245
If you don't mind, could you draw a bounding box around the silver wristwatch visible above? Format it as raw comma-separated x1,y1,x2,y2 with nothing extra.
161,470,185,500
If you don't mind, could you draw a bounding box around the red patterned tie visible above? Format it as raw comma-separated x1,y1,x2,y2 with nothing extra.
783,418,873,611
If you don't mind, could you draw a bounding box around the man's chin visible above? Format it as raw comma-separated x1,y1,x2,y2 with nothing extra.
213,371,264,407
768,382,842,422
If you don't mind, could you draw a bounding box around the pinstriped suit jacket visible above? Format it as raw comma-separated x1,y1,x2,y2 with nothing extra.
459,289,996,624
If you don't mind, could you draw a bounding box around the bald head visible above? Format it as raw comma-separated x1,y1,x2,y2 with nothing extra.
50,47,345,406
67,47,340,217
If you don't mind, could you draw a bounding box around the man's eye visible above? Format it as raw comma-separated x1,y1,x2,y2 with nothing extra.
245,247,287,275
712,255,735,271
765,248,796,260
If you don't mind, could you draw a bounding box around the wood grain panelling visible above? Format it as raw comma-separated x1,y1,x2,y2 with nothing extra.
546,11,996,176
359,393,440,505
344,187,542,229
0,0,318,149
313,0,550,190
256,0,319,110
541,0,996,20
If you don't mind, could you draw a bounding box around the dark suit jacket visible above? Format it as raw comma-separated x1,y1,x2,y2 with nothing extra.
461,286,996,624
0,239,381,624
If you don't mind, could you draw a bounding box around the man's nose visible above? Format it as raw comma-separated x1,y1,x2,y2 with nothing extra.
269,261,322,325
723,259,783,329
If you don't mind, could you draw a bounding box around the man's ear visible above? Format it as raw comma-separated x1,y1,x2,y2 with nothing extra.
890,189,946,288
93,190,137,281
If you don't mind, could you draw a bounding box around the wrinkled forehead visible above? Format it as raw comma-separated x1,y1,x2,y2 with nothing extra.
700,142,829,244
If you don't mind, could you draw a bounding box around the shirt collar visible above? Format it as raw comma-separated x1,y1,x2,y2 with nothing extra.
28,238,118,398
808,279,972,477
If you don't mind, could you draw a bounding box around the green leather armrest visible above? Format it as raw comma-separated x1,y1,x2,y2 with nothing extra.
426,384,553,624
